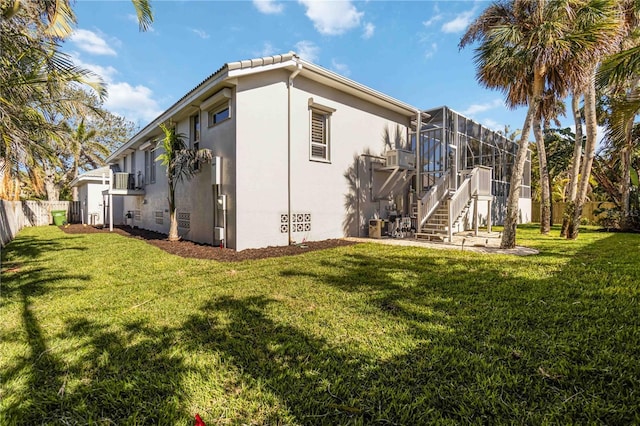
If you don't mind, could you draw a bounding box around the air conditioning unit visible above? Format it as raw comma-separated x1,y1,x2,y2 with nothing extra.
385,149,415,169
114,172,129,189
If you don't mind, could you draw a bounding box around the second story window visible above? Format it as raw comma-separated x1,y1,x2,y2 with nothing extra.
192,113,200,148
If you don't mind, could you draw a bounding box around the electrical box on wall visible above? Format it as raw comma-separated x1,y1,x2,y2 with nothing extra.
212,156,222,185
214,227,225,241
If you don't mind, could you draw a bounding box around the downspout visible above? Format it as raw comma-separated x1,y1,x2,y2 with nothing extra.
287,62,302,245
415,110,422,228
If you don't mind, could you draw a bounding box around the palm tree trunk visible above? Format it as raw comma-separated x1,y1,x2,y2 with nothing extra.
501,103,536,249
533,113,551,234
620,118,632,226
561,94,583,236
72,157,79,202
569,74,597,239
167,180,180,241
42,161,60,201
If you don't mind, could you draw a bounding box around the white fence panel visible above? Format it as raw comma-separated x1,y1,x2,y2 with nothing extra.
0,200,80,247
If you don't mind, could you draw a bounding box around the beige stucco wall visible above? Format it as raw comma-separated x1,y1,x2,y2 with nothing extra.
79,181,109,225
233,71,412,250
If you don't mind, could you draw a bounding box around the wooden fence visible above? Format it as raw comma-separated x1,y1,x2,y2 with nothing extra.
531,201,616,224
0,200,81,247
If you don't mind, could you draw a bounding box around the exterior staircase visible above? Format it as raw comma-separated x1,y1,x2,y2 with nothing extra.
415,197,473,241
415,166,492,242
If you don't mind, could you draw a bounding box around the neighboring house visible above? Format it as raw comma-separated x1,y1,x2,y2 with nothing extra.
70,166,124,226
99,52,531,250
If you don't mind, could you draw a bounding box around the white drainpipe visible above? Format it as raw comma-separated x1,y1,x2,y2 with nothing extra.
287,61,303,245
415,110,422,228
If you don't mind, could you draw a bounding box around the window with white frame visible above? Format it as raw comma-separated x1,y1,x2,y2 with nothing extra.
308,98,335,162
145,146,157,184
202,88,232,128
208,103,230,127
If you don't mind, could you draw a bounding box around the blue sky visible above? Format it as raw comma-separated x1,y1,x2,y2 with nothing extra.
65,1,538,133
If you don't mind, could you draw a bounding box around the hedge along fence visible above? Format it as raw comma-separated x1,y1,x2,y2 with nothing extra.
531,201,616,224
0,200,80,247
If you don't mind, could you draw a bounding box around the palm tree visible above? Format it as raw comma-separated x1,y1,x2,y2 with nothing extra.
595,1,640,227
65,118,110,200
461,0,623,248
560,94,585,236
0,0,151,198
156,123,212,241
566,1,636,238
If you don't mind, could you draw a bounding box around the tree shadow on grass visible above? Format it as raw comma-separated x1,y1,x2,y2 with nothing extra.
2,237,192,424
2,312,192,424
1,235,87,269
177,240,640,423
180,292,543,424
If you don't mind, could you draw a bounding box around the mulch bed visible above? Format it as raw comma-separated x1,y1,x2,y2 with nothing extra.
60,224,356,262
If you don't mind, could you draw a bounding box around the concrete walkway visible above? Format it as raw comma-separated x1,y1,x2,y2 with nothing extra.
345,231,539,256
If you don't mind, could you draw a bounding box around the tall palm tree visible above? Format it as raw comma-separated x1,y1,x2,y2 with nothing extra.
566,1,636,238
65,118,110,201
594,1,640,227
560,93,585,236
461,0,622,248
0,0,151,198
157,123,212,241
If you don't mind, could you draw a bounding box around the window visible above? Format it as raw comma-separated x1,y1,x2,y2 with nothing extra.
308,98,335,163
145,147,157,184
191,113,200,147
202,88,232,127
150,149,156,184
311,111,329,161
130,151,136,174
191,113,201,170
208,104,230,127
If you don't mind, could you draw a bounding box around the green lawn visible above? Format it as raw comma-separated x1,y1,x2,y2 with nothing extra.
1,225,639,425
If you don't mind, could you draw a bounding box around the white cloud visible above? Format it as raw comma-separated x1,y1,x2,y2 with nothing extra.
295,40,319,63
424,42,438,59
69,53,118,83
462,99,504,116
70,54,161,124
69,29,117,56
298,0,363,35
441,8,476,34
362,22,375,39
253,0,284,14
191,28,210,39
482,118,502,132
256,41,278,57
423,14,443,27
331,59,350,76
105,82,162,123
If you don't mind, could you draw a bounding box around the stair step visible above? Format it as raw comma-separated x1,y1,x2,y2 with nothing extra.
419,228,448,234
416,233,445,242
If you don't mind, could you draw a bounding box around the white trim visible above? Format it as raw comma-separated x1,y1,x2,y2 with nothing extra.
200,88,232,111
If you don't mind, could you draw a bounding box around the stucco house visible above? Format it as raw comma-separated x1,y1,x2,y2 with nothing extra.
97,52,531,250
70,166,124,226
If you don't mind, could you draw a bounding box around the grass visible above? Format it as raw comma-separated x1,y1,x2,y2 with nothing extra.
1,225,639,425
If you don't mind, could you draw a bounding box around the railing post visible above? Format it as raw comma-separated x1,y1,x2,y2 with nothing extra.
447,199,453,243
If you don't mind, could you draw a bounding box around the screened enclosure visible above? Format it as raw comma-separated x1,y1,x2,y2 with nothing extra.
412,106,531,224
